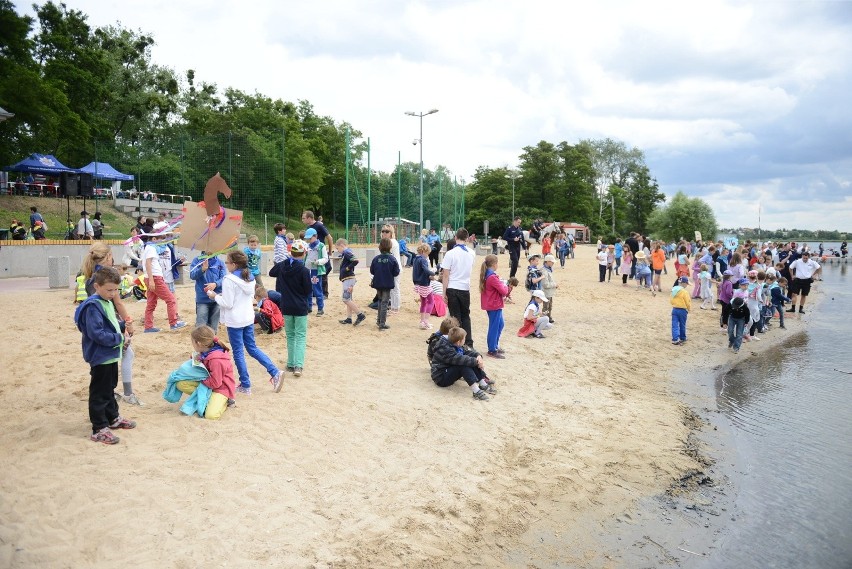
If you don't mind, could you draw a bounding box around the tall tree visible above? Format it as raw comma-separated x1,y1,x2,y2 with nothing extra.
556,140,597,225
587,137,645,231
625,165,665,235
518,141,560,216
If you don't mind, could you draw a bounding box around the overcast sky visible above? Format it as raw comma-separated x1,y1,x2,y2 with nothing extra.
17,0,852,231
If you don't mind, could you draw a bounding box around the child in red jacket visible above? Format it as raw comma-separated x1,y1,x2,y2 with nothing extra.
188,325,240,417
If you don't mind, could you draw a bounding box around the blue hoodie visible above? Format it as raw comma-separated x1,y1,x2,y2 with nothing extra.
189,254,225,304
75,295,124,366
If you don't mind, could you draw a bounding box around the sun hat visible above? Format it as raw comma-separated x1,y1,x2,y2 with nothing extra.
543,254,556,263
290,239,307,253
528,253,542,259
635,251,646,259
748,270,758,277
304,228,317,239
531,290,547,300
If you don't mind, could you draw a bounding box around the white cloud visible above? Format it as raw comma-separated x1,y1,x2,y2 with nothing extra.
16,0,852,230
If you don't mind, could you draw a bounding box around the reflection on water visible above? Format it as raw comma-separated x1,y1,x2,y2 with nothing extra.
708,266,852,569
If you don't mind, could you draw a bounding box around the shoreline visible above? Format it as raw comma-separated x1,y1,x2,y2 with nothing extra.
0,245,819,567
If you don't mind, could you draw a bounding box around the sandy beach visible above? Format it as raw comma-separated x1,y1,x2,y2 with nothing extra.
0,244,810,568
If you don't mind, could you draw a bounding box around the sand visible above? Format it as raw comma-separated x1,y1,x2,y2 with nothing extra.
0,244,809,568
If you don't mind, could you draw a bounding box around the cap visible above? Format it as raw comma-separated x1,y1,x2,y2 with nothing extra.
679,276,689,283
290,239,307,253
543,254,556,263
304,228,317,239
738,278,749,285
531,290,547,300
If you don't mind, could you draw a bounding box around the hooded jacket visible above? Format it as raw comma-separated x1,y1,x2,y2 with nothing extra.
269,257,312,316
201,347,236,399
75,295,124,366
213,272,257,327
429,335,479,384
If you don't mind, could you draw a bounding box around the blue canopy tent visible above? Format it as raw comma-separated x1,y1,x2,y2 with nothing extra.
79,161,134,182
5,153,77,175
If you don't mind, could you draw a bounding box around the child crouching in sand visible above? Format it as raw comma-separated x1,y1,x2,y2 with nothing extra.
517,290,552,339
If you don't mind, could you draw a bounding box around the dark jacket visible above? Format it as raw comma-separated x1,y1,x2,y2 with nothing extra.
75,295,124,366
412,255,434,286
770,286,791,305
429,335,478,383
338,248,359,281
189,255,225,304
269,257,312,316
502,225,525,251
426,332,480,364
370,253,399,290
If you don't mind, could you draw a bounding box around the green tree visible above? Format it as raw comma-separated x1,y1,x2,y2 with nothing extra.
625,165,665,235
556,140,596,225
518,141,560,214
646,191,718,242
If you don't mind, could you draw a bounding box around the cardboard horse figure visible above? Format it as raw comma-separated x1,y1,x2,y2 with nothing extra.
177,173,242,257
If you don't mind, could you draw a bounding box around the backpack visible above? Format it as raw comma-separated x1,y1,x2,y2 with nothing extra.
525,268,540,292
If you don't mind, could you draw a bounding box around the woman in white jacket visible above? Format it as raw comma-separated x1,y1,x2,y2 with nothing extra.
207,250,283,394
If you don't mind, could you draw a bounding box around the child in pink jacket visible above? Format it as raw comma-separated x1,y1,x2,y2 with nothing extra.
479,254,509,359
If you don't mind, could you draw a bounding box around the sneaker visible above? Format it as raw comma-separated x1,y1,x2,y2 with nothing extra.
733,348,740,354
780,325,786,329
293,367,303,377
270,371,284,393
672,340,682,345
91,427,120,445
226,398,236,407
339,317,353,324
482,384,497,395
368,302,379,310
482,377,496,385
170,321,187,330
486,351,506,359
378,324,390,330
533,332,545,339
354,313,366,326
121,393,144,406
496,348,506,354
236,385,252,395
419,322,430,330
286,366,295,373
143,327,160,333
751,336,761,341
109,417,136,429
472,390,490,401
316,310,324,316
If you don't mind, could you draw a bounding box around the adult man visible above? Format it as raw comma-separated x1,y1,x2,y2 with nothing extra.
787,251,821,314
624,232,640,278
301,210,334,298
441,227,476,348
502,216,526,279
77,211,94,240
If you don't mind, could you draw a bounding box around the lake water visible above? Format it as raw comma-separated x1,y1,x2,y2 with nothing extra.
701,261,852,568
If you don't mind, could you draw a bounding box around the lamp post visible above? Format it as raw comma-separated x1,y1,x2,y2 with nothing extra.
505,171,520,220
405,109,439,232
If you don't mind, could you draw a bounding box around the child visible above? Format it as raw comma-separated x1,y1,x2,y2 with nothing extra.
429,276,448,317
540,254,558,322
244,235,264,288
189,252,225,331
75,266,135,444
555,233,569,268
208,250,283,394
541,233,552,256
526,253,545,291
336,238,366,326
596,247,609,282
142,223,186,332
191,325,240,413
304,228,329,316
606,245,615,282
254,286,284,334
370,237,400,330
651,243,666,292
517,290,553,339
430,327,495,401
718,270,734,331
426,316,460,364
614,239,623,275
168,326,240,417
504,276,520,303
634,251,653,293
770,276,791,329
728,281,750,353
745,270,764,341
269,240,312,376
412,242,436,329
691,256,703,298
699,264,715,309
479,254,509,358
273,223,290,263
670,275,691,345
621,250,633,285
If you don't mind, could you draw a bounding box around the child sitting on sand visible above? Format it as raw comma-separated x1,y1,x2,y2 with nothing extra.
429,327,496,401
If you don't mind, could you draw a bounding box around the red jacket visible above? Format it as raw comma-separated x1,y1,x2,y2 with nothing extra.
480,270,509,311
201,348,236,399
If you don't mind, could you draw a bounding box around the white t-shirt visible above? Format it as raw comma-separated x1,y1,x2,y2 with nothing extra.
790,258,820,279
597,251,609,265
143,243,164,278
524,301,541,320
441,244,476,291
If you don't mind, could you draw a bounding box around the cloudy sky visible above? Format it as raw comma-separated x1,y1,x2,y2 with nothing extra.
16,0,852,231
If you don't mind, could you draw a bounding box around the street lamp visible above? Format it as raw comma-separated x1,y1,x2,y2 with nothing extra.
505,170,520,220
405,109,439,232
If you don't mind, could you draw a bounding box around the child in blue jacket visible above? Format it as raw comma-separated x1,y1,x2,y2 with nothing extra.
75,267,136,444
189,253,225,330
370,237,400,330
